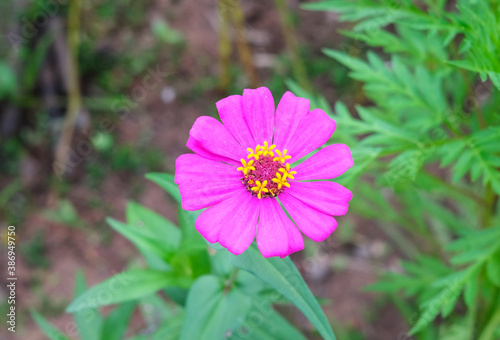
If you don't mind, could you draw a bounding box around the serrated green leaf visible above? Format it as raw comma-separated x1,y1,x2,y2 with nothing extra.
451,247,494,265
410,268,473,335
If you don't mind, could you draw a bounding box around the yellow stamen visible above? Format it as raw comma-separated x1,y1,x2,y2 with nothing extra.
278,163,297,180
251,180,269,199
260,141,276,157
237,159,256,175
272,173,290,190
273,149,291,163
247,146,262,160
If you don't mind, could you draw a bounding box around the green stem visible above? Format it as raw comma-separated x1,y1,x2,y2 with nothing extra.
478,298,500,340
467,275,479,340
224,268,239,293
475,107,487,130
481,184,496,229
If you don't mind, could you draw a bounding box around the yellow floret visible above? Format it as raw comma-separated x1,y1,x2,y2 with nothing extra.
272,173,290,190
251,180,269,199
237,159,255,175
278,163,297,180
273,149,291,163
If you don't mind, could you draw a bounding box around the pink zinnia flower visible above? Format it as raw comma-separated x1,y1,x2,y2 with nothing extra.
175,87,353,258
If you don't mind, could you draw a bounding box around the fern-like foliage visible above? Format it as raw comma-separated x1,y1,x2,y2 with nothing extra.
301,0,500,337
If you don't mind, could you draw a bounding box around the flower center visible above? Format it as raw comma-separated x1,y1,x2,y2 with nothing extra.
237,142,297,199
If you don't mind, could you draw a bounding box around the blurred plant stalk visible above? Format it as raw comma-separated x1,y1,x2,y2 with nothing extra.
53,0,82,178
275,0,312,93
217,0,260,90
218,0,232,90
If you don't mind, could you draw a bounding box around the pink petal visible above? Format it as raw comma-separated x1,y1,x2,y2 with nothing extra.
189,116,246,163
286,109,336,162
216,95,255,149
279,192,338,242
175,154,240,185
176,154,244,211
293,144,354,180
273,91,310,151
256,198,304,258
285,181,352,216
186,136,240,166
196,189,259,255
242,87,275,145
179,180,244,211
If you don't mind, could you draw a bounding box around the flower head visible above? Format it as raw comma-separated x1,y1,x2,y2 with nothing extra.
175,87,354,258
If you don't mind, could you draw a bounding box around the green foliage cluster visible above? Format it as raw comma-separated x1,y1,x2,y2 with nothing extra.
33,174,336,339
296,0,500,338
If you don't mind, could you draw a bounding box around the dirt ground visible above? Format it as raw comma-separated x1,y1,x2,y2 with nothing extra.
1,0,411,339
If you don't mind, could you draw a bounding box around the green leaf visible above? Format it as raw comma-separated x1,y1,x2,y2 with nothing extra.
138,294,185,339
107,217,174,260
486,250,500,287
74,270,102,340
451,247,494,265
323,48,447,129
285,79,334,115
335,146,381,187
175,207,211,278
489,72,500,91
101,301,136,340
229,302,307,340
409,270,470,335
230,245,336,340
179,275,252,340
464,279,477,309
139,294,179,326
446,59,494,74
151,19,184,45
178,207,204,249
128,311,184,340
146,173,182,204
0,61,17,99
66,269,190,312
126,202,181,251
30,310,70,340
447,227,500,252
